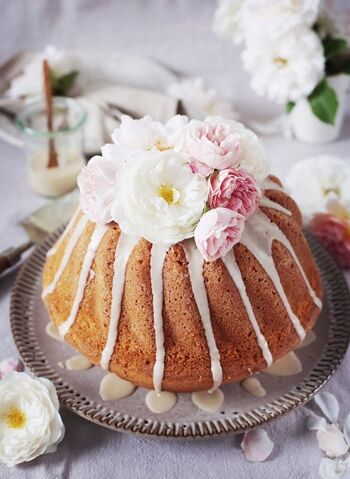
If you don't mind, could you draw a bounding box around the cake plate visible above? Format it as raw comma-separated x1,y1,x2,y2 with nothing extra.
10,229,350,439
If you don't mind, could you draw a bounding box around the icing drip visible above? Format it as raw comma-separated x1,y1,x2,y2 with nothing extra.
259,212,322,309
42,214,89,298
47,208,80,257
182,241,222,392
296,330,316,349
145,390,177,414
241,376,266,397
99,373,136,401
63,354,93,370
100,234,139,370
241,212,306,340
150,245,169,394
259,196,291,216
263,351,302,376
45,322,63,341
191,389,224,413
262,178,285,192
221,251,273,367
59,224,108,337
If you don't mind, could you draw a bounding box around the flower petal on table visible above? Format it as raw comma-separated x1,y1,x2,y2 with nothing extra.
0,357,24,379
317,424,348,458
343,413,350,447
241,429,274,462
306,413,327,431
319,457,350,479
315,392,340,423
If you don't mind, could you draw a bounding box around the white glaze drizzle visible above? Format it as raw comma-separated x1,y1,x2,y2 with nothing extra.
150,245,169,394
259,196,291,216
191,389,224,412
47,208,80,257
99,373,136,401
59,224,108,337
260,211,322,309
241,211,306,340
100,234,139,370
182,240,222,392
262,178,285,192
221,250,273,367
42,214,89,299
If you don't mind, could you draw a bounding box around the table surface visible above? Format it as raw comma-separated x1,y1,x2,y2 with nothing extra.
1,1,350,478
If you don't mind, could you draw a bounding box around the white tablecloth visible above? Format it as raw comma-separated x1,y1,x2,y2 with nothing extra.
0,1,349,478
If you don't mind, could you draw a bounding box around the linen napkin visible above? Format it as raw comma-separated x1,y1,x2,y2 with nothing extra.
77,85,179,155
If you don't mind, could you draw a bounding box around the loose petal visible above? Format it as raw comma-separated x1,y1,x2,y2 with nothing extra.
241,429,274,462
306,413,327,431
315,392,340,423
343,413,350,447
0,358,24,379
317,424,348,458
319,458,350,479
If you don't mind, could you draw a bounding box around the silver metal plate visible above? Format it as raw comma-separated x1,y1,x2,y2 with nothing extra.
10,229,350,439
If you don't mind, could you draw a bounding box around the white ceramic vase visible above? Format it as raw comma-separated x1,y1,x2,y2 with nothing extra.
289,74,349,144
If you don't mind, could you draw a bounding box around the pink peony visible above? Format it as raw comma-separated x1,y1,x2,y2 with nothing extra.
310,213,350,269
194,207,245,262
77,155,121,224
184,119,242,176
208,168,261,218
0,358,24,379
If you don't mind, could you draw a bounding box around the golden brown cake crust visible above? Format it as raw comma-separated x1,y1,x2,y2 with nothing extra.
42,176,323,392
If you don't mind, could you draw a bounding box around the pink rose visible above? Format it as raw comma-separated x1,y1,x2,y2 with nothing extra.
194,207,245,262
77,155,121,224
184,119,241,176
208,168,261,218
0,358,24,379
310,213,350,269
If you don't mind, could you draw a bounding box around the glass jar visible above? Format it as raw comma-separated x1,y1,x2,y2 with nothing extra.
16,97,87,197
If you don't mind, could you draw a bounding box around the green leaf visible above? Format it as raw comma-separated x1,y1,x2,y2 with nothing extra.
286,101,295,113
326,53,350,75
307,79,338,125
323,37,347,59
52,70,79,96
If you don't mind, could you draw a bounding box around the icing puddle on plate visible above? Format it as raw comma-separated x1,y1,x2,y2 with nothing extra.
47,321,312,414
99,373,136,401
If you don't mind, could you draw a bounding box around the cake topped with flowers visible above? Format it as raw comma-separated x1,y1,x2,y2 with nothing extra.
42,115,323,393
78,115,266,261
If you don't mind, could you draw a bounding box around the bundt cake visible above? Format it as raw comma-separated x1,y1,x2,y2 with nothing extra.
42,115,323,393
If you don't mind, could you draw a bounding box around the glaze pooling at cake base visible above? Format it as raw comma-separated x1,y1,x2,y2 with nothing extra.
42,114,323,394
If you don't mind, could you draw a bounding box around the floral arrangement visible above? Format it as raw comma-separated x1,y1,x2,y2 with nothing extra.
213,0,350,125
287,155,350,269
0,359,65,467
78,114,267,261
8,45,79,99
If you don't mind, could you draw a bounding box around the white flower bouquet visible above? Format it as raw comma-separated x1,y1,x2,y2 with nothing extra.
213,0,350,142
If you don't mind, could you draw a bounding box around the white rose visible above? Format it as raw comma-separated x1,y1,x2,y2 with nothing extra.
239,0,321,42
166,77,238,121
286,156,350,223
111,150,208,244
242,27,325,104
212,0,245,44
111,114,188,153
0,372,65,467
8,45,77,99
